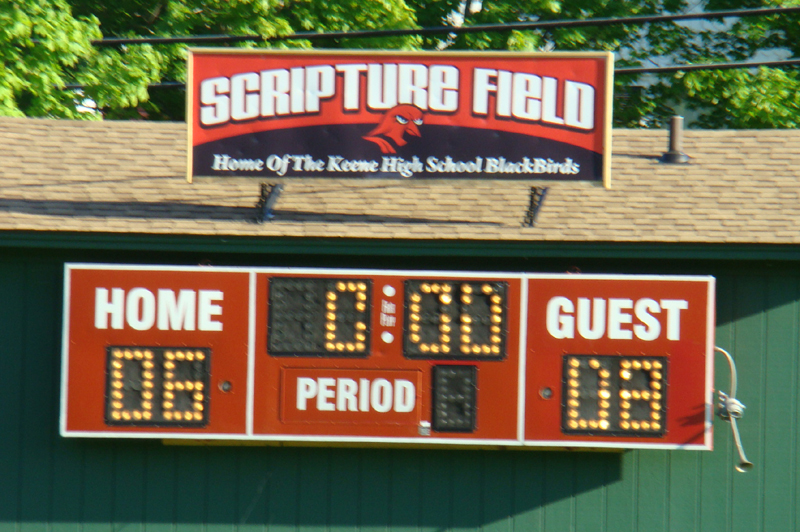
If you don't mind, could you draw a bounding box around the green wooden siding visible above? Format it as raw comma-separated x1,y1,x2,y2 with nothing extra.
0,251,798,532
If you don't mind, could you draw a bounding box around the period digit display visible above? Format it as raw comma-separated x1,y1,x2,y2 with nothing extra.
431,365,478,432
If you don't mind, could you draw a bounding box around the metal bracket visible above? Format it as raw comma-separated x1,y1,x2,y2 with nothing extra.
715,346,753,472
255,183,283,223
523,186,548,227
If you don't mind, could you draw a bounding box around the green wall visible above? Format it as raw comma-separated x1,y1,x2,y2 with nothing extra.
0,245,797,532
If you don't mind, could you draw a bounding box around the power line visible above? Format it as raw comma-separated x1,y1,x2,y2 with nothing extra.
85,6,800,46
617,58,800,74
55,5,800,90
60,58,800,91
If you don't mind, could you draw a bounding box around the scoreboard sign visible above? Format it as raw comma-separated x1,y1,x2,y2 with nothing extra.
60,265,715,450
187,50,613,185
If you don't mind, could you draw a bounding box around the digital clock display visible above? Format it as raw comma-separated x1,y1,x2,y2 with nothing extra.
403,280,507,359
268,277,372,356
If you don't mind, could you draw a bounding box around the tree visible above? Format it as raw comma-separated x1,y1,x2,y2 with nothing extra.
68,0,420,120
2,0,798,126
405,0,800,127
0,1,97,118
631,0,800,128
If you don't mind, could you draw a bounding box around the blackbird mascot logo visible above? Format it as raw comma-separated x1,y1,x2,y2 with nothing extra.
363,104,423,154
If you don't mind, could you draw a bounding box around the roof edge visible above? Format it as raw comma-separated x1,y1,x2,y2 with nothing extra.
3,230,800,262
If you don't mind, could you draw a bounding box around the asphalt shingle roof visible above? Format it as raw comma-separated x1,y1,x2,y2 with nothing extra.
1,116,798,243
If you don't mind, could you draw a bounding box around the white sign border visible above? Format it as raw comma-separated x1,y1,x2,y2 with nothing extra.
60,263,715,451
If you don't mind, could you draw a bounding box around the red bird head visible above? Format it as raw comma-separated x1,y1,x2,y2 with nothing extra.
363,104,424,154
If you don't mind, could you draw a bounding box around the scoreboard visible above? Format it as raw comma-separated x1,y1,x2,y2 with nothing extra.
60,264,715,450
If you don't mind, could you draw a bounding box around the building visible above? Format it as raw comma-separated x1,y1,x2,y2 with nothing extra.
0,116,798,532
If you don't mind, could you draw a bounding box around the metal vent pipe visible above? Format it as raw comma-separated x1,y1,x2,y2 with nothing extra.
660,115,689,164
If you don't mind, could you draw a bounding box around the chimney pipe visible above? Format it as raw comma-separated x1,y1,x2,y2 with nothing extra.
660,115,689,164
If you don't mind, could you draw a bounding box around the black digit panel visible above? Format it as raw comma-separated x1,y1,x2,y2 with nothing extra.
561,355,668,436
105,347,210,427
431,365,478,432
268,277,371,357
404,280,507,359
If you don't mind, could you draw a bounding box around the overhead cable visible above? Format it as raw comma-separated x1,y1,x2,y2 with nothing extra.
60,57,800,91
76,6,800,46
617,58,800,74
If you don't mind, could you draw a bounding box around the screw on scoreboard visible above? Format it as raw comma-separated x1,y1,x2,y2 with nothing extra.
61,265,715,450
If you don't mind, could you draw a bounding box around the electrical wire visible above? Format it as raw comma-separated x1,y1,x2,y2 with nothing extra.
58,5,800,46
617,57,800,74
60,57,800,91
52,5,800,89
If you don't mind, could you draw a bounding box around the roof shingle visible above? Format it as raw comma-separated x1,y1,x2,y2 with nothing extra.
1,116,799,243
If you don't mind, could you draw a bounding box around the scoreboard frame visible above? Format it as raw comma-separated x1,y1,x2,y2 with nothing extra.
60,264,715,451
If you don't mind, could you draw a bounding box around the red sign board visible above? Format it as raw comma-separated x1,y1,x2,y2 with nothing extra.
187,50,613,185
523,276,713,447
61,265,714,450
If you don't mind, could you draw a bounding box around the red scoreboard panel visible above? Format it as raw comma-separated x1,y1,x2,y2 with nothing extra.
61,265,715,450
